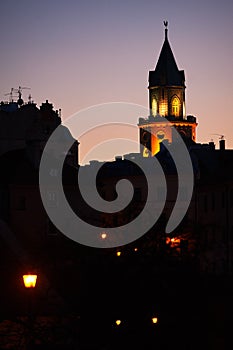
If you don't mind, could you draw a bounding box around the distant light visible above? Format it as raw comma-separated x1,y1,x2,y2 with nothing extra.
116,251,121,257
134,248,138,252
152,317,158,324
115,320,121,326
23,274,37,288
101,232,107,240
170,237,180,245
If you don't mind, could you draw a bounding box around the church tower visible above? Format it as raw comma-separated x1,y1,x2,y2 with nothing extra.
139,22,197,156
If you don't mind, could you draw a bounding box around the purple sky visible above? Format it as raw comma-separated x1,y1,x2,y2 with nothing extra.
1,0,233,161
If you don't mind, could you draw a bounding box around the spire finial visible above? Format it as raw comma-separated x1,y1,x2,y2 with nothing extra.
163,20,168,39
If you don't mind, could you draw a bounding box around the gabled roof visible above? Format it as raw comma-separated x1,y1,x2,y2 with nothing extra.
149,28,185,87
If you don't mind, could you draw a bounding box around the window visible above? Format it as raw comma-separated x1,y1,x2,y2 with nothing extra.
171,96,180,117
151,98,157,116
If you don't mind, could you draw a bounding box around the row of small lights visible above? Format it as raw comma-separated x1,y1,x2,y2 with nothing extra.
115,317,158,326
22,275,159,329
100,232,139,256
116,247,138,257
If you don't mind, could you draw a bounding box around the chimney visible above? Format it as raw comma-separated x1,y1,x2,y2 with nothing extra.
208,141,215,150
219,139,225,151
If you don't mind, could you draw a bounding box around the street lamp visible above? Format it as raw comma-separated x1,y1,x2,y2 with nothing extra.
23,274,37,289
115,319,121,326
152,317,158,324
22,274,38,349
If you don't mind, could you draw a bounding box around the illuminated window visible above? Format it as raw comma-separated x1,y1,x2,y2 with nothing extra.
171,96,180,117
159,102,167,116
151,98,157,116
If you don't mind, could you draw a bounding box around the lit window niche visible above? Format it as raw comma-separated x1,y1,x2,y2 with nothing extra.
159,102,168,116
171,96,180,117
151,98,157,116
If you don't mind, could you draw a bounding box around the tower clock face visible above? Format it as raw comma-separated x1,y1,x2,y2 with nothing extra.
156,130,165,140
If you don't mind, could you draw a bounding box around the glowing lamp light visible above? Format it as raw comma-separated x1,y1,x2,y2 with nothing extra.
23,274,37,288
134,248,138,252
101,232,107,240
116,251,121,257
152,317,158,324
115,320,121,326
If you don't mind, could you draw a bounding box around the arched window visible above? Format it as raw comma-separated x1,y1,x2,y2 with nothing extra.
151,98,157,116
171,96,180,117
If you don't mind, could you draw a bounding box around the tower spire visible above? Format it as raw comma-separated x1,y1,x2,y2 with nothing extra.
163,20,168,39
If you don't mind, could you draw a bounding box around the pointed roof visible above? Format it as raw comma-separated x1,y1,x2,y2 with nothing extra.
149,24,185,87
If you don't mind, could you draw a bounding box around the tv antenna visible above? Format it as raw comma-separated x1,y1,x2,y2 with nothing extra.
4,88,17,102
13,86,30,105
211,134,224,140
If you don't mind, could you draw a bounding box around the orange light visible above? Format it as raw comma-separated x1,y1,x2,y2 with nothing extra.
116,251,121,257
23,274,37,288
152,317,158,324
134,248,138,252
101,232,107,240
171,238,175,242
115,320,121,326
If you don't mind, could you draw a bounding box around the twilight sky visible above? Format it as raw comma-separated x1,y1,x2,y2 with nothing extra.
0,0,233,162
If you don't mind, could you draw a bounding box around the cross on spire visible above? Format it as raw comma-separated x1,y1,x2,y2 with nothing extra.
163,20,168,39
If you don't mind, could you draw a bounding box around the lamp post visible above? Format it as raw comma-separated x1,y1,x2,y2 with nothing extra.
23,274,38,349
